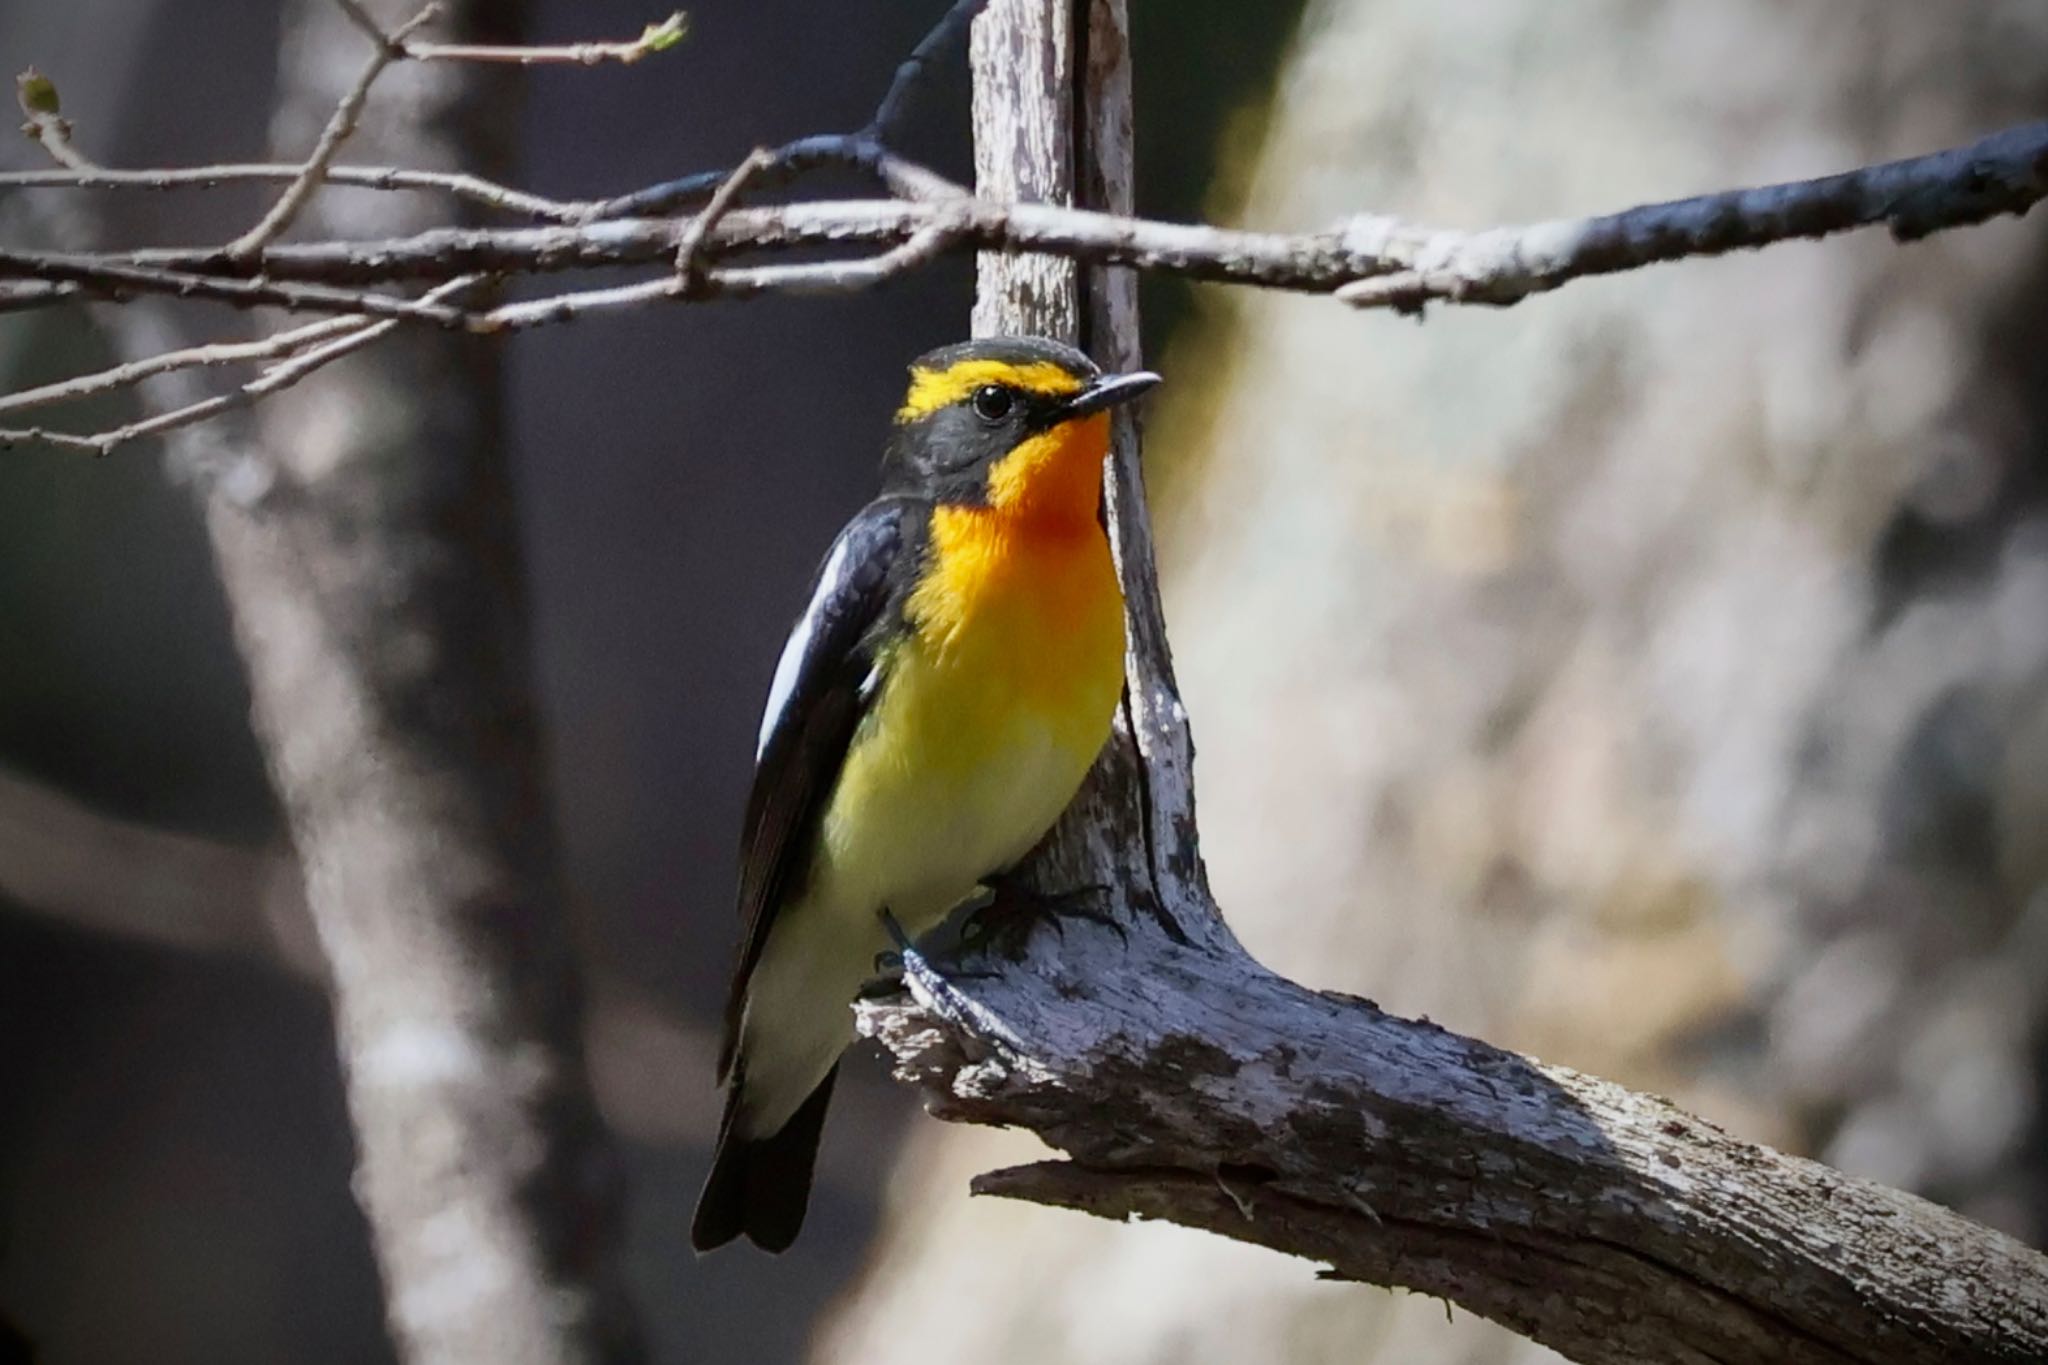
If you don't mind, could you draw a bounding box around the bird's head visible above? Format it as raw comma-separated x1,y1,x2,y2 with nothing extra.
881,337,1161,522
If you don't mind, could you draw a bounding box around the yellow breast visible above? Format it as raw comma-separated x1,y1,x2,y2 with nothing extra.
812,498,1127,932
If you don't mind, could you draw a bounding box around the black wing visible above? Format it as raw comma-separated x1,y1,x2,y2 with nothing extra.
718,496,920,1073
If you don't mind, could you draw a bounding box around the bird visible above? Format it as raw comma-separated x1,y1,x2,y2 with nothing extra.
691,336,1161,1253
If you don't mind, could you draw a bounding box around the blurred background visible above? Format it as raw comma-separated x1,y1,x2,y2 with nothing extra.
3,1,2046,1362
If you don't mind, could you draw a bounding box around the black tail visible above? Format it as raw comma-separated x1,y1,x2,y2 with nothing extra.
691,1065,839,1253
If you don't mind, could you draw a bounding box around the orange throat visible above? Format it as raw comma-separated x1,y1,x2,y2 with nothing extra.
908,412,1123,675
984,411,1112,529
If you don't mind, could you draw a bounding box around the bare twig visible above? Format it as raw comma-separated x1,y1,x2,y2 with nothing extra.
0,196,1372,294
670,145,775,284
570,0,974,225
330,0,402,49
0,281,73,311
0,163,585,221
402,10,686,65
222,2,441,260
470,224,954,332
0,247,470,323
0,309,387,418
16,68,99,170
706,222,956,298
6,116,2041,322
0,277,479,454
569,132,963,223
865,0,990,143
1337,116,2048,313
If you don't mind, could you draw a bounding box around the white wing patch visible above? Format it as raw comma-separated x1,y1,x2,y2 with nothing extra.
757,534,856,760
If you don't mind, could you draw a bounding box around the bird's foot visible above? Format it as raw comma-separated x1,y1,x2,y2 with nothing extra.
875,907,1016,1055
957,875,1123,960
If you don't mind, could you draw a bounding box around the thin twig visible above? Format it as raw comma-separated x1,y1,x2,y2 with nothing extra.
0,247,472,324
403,11,686,65
705,223,957,299
470,224,955,332
0,196,1372,292
672,146,775,285
330,0,401,50
570,131,960,224
0,309,382,418
0,277,479,454
1335,117,2048,313
865,0,990,143
573,0,977,224
222,3,441,260
0,282,74,312
0,163,586,222
16,70,99,171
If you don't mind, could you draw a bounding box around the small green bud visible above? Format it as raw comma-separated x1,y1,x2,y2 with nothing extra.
16,68,60,118
636,12,688,58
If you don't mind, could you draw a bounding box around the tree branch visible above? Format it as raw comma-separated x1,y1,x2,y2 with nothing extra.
0,245,471,324
5,24,2044,463
0,766,321,973
0,277,480,454
1335,117,2048,313
2,118,2041,328
0,309,384,419
0,162,586,220
399,10,685,66
866,0,989,143
221,3,440,261
860,928,2048,1365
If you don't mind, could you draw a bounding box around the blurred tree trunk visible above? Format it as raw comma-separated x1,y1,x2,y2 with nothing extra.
178,1,642,1361
822,3,2048,1364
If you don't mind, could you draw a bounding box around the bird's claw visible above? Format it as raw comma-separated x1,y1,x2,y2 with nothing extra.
958,876,1124,960
863,905,1009,1052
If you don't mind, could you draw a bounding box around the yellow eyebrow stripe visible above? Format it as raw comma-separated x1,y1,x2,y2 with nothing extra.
894,359,1085,423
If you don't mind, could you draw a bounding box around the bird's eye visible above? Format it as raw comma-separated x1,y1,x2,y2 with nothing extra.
970,385,1014,422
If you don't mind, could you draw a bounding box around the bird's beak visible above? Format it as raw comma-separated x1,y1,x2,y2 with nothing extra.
1054,369,1163,422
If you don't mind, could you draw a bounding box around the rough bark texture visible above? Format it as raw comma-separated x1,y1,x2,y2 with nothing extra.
969,0,1078,343
826,4,2048,1365
859,933,2048,1365
184,2,641,1361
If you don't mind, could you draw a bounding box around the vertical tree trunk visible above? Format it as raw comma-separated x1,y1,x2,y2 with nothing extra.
180,2,643,1361
969,0,1077,343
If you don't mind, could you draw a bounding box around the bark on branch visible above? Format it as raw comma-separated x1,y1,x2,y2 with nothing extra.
6,117,2046,310
859,929,2048,1365
848,5,2048,1365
